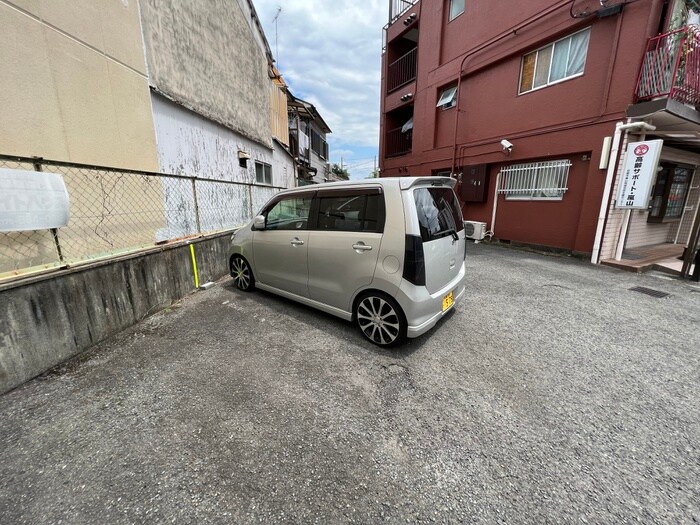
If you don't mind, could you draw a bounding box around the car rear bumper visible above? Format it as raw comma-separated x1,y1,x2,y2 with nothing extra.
396,263,466,338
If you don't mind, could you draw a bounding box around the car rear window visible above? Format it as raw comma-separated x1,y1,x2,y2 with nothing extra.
413,187,464,242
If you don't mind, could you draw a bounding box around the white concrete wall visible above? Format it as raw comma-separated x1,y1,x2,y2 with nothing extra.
151,94,293,238
139,0,271,147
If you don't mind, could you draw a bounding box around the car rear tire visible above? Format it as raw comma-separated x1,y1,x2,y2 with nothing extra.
230,255,255,292
355,292,407,347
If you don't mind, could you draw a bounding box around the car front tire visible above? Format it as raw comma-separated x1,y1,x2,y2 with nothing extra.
230,255,255,292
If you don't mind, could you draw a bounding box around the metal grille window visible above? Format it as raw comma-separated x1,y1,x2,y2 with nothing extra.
499,160,571,200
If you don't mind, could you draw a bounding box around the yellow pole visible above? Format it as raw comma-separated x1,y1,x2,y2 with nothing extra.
189,244,199,288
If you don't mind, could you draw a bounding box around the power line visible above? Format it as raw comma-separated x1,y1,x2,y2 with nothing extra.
343,163,375,172
338,158,378,169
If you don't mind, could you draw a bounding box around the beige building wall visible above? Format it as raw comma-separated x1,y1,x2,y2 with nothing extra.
0,1,167,279
0,0,159,171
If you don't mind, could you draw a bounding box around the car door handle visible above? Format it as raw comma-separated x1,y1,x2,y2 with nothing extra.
352,243,372,252
290,238,305,246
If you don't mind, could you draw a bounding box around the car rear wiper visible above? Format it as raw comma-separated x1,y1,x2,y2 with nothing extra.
444,227,459,241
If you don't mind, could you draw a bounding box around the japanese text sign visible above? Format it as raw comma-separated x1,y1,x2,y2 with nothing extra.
616,140,663,209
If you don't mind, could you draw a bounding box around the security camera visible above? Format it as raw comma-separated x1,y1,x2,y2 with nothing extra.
500,139,513,153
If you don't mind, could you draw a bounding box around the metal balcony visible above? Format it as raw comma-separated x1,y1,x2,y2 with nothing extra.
635,26,700,107
387,47,417,93
385,127,412,157
389,0,418,23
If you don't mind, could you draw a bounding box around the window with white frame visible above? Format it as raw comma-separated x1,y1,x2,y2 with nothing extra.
449,0,465,21
499,160,571,200
436,85,458,110
519,28,591,94
255,161,273,185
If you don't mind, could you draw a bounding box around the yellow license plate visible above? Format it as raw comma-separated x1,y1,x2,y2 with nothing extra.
442,291,454,312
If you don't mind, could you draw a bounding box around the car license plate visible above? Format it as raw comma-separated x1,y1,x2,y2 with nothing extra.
442,291,454,312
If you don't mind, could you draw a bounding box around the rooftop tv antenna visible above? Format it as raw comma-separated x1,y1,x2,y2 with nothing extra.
272,6,282,62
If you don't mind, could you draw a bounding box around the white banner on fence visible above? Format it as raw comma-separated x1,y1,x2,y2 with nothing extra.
0,168,70,232
616,140,663,209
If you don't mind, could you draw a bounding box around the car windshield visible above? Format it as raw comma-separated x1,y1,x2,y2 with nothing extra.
413,187,464,242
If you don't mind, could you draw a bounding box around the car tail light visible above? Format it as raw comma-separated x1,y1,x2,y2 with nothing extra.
403,235,426,286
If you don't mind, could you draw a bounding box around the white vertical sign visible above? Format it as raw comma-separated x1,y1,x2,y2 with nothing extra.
616,140,663,209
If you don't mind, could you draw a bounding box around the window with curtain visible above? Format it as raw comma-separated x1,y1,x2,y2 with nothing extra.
519,28,591,94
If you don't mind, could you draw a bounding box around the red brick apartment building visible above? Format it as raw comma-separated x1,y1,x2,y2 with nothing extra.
380,0,700,277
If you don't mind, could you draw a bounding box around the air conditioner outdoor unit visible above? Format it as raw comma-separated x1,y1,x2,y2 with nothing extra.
464,220,487,241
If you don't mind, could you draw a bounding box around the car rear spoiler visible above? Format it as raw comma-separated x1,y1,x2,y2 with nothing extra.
399,176,456,190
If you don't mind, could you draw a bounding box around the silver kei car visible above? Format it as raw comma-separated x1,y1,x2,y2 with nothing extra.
228,176,466,346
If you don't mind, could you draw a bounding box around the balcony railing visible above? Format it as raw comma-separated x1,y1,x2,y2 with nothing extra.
389,0,418,23
388,47,417,92
635,26,700,107
385,126,412,157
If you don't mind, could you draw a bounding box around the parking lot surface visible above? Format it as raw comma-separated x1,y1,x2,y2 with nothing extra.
1,243,699,524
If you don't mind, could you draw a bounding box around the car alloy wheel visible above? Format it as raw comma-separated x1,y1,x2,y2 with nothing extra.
231,256,254,291
356,294,406,346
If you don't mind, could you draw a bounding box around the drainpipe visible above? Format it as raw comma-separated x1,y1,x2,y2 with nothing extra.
488,171,501,237
590,121,656,264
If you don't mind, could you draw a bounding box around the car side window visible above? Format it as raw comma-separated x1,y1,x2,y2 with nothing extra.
314,191,385,233
264,196,311,230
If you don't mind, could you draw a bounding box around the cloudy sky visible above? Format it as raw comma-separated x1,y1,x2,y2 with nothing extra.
252,0,386,180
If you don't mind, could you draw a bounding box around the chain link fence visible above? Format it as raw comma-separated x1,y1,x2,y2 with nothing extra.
0,155,284,282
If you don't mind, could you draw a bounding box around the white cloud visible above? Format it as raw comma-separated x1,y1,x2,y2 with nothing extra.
253,0,385,167
332,149,356,158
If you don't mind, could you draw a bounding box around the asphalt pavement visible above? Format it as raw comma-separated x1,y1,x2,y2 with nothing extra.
1,243,699,524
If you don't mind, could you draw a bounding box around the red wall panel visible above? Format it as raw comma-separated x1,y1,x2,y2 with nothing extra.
380,0,664,253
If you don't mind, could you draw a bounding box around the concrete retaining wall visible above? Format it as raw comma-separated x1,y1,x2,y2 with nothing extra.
0,231,233,395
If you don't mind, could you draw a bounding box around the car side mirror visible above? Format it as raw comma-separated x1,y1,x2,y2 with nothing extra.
253,215,266,230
